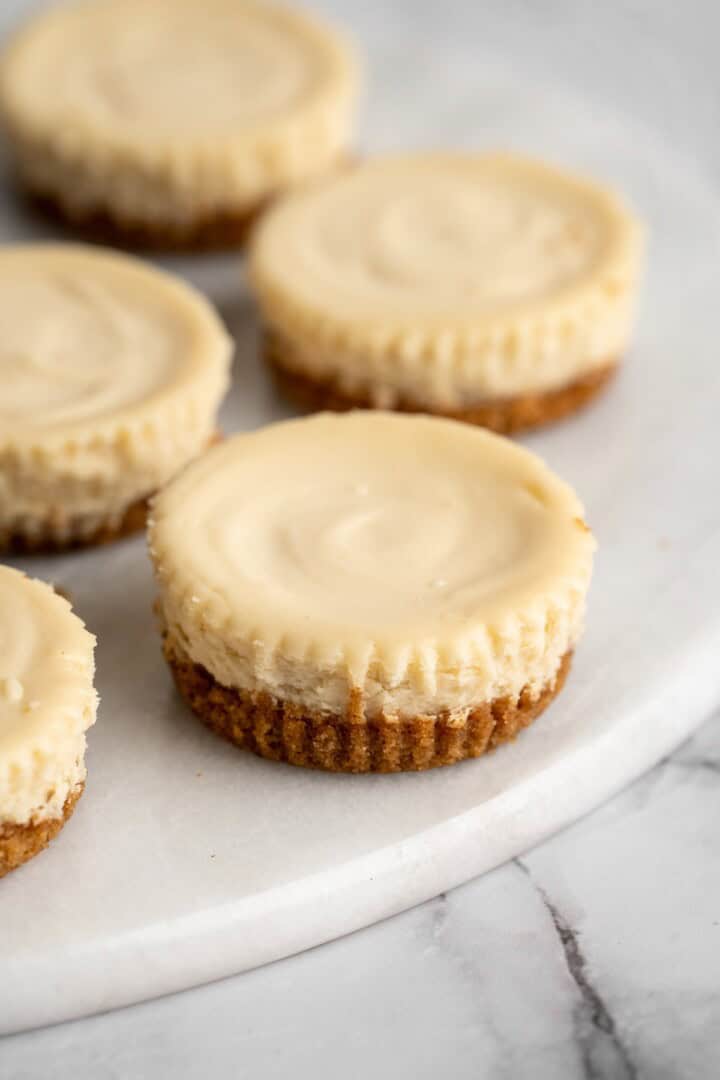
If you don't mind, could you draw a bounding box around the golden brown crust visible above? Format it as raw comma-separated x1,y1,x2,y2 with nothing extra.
264,331,617,434
164,636,572,773
23,189,261,253
0,783,84,878
0,495,150,556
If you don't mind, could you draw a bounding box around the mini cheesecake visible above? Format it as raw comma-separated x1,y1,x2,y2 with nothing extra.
150,411,596,773
249,153,643,432
0,244,231,552
0,567,97,876
0,0,359,249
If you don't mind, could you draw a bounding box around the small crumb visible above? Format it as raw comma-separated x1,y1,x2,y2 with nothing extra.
190,596,200,604
210,854,216,860
430,578,448,589
196,771,203,778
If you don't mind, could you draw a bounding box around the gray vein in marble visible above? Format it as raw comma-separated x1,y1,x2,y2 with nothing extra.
423,891,517,1080
430,891,448,938
515,860,637,1080
670,758,720,775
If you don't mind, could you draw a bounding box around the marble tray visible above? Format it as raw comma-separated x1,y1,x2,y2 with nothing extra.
1,49,719,1036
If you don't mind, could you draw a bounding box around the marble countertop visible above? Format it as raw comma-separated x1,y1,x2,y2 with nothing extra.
4,710,719,1078
2,1,719,1076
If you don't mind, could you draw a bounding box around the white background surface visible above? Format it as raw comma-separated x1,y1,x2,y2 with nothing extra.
2,0,720,1076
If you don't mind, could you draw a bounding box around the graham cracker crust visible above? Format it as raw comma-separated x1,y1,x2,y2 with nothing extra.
23,189,262,253
164,637,572,773
0,495,150,556
0,783,84,878
265,333,617,434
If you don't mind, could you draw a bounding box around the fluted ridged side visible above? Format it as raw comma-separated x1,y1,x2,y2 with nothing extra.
165,636,572,774
0,784,84,877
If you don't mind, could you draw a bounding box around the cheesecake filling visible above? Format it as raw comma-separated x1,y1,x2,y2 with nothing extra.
151,413,595,718
0,568,97,826
0,245,231,535
250,153,642,402
0,0,358,226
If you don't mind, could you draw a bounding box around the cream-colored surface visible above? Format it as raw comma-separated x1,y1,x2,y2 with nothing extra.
0,0,358,227
0,567,97,825
0,245,231,539
151,412,595,718
250,154,643,405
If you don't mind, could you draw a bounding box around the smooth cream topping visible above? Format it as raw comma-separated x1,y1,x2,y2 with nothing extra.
1,0,354,143
152,413,595,678
250,153,640,327
0,245,231,442
0,567,97,824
